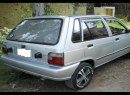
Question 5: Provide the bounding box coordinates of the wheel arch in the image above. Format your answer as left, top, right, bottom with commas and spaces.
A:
81, 59, 95, 68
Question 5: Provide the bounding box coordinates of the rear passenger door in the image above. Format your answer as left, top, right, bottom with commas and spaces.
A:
81, 18, 114, 67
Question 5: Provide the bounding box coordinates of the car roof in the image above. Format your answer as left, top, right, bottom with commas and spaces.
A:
25, 15, 115, 20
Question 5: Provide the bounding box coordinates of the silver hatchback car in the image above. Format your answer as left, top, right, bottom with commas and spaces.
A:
1, 15, 130, 90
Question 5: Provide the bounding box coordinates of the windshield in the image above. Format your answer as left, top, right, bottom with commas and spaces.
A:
7, 18, 63, 45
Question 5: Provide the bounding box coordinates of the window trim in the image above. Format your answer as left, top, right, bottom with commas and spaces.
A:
71, 18, 82, 43
81, 21, 93, 41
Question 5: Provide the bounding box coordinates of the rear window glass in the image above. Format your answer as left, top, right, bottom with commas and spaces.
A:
7, 18, 62, 45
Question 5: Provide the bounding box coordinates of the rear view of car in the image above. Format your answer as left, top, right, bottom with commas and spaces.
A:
4, 18, 64, 65
1, 16, 76, 78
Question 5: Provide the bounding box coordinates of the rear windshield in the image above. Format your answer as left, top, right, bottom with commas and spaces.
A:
7, 18, 62, 45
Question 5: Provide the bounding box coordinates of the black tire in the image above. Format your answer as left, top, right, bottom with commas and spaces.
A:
65, 62, 94, 90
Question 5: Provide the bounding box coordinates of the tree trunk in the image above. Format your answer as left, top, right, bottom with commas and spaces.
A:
32, 3, 44, 16
86, 3, 94, 15
73, 3, 79, 15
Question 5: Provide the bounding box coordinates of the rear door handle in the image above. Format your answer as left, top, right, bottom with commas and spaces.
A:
87, 44, 93, 47
115, 38, 119, 41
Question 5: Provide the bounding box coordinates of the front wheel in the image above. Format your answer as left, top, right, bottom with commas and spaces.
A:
65, 62, 93, 90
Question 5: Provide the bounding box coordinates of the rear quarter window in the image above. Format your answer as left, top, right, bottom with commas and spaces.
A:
72, 19, 81, 42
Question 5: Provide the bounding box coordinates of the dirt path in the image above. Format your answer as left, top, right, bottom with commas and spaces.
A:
79, 55, 130, 92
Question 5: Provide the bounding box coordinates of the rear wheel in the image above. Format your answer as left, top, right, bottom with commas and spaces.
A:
65, 62, 93, 90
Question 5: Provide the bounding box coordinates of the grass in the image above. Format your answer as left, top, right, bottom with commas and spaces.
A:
0, 17, 130, 91
0, 51, 14, 91
0, 57, 40, 92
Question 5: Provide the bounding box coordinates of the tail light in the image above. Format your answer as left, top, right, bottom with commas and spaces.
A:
2, 44, 8, 54
48, 53, 64, 66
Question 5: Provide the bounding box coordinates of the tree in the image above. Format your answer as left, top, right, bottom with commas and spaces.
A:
32, 3, 44, 16
73, 3, 79, 15
86, 3, 95, 15
72, 3, 86, 15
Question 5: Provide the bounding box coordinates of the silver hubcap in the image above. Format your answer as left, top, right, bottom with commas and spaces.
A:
76, 66, 91, 88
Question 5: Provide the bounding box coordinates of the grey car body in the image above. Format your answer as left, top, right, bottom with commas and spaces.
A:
1, 15, 130, 90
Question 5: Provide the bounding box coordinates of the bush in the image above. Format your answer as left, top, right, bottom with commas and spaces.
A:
0, 27, 12, 43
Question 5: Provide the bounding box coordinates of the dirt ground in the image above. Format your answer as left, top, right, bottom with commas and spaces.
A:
3, 54, 130, 92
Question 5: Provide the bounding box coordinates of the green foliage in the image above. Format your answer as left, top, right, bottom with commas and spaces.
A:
11, 13, 15, 17
44, 3, 60, 15
97, 13, 105, 15
115, 14, 125, 18
0, 27, 12, 43
44, 3, 55, 15
0, 27, 14, 88
19, 3, 32, 19
86, 3, 93, 7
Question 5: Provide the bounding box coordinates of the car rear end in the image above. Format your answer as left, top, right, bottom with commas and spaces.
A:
1, 16, 79, 81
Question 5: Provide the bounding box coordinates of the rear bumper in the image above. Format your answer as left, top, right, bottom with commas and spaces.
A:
1, 55, 79, 81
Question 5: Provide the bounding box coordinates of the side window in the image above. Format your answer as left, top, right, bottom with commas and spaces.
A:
85, 19, 109, 39
105, 19, 127, 36
72, 19, 81, 42
82, 22, 92, 41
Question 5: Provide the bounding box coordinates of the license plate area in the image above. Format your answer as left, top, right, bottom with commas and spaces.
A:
17, 48, 31, 57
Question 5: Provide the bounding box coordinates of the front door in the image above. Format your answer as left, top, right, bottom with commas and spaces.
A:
105, 18, 130, 59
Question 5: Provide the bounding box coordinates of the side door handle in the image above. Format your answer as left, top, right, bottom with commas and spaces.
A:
87, 44, 93, 47
115, 38, 119, 41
